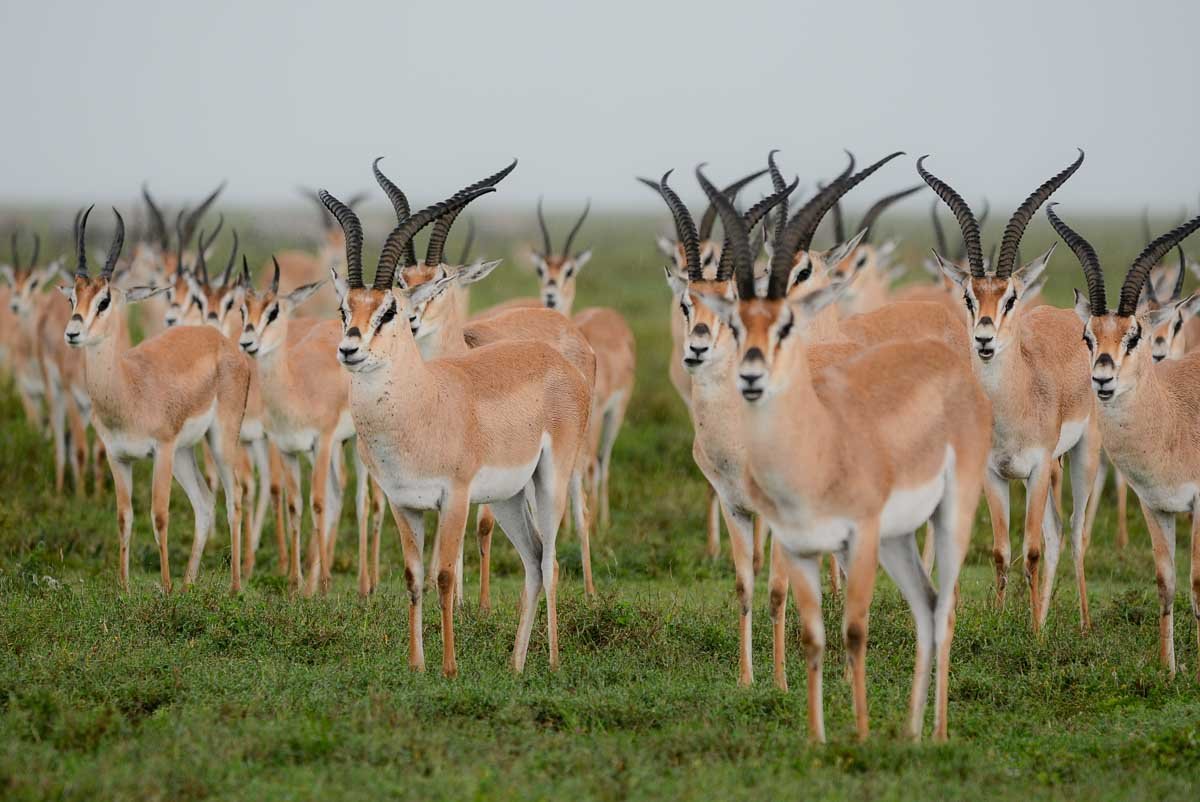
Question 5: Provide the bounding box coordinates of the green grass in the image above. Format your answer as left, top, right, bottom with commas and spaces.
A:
2, 212, 1198, 801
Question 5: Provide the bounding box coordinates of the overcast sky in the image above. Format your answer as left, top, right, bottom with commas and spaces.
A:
2, 0, 1198, 213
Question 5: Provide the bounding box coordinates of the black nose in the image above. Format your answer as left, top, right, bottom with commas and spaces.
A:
339, 345, 359, 357
740, 373, 761, 387
346, 326, 361, 338
1094, 375, 1112, 386
975, 335, 993, 345
689, 344, 709, 357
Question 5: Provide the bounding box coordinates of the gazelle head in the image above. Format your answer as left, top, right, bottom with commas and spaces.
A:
183, 228, 242, 330
822, 184, 922, 295
3, 231, 56, 317
1051, 205, 1200, 404
1137, 235, 1194, 361
161, 188, 225, 327
62, 207, 167, 347
322, 164, 505, 373
699, 152, 901, 402
920, 151, 1083, 364
237, 256, 324, 358
373, 157, 510, 340
641, 168, 767, 282
656, 155, 797, 374
530, 198, 592, 314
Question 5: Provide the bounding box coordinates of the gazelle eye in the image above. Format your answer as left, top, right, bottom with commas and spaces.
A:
1173, 317, 1183, 335
379, 304, 397, 327
97, 295, 110, 313
265, 306, 278, 325
964, 294, 975, 314
679, 301, 689, 317
1004, 295, 1017, 314
1082, 333, 1093, 352
1126, 326, 1141, 352
777, 316, 794, 341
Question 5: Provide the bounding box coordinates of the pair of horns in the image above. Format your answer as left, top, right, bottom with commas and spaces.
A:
375, 158, 515, 269
537, 197, 591, 260
921, 150, 1084, 279
321, 162, 510, 291
74, 206, 125, 280
142, 181, 225, 258
195, 225, 240, 289
767, 151, 903, 298
637, 167, 769, 247
236, 254, 281, 295
9, 232, 40, 272
1051, 204, 1200, 318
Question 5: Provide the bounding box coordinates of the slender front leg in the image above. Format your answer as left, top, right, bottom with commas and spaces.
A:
843, 521, 880, 742
150, 442, 177, 593
476, 505, 495, 612
752, 515, 765, 576
705, 482, 720, 559
1140, 500, 1178, 677
1190, 503, 1200, 682
278, 451, 305, 591
1023, 461, 1053, 634
304, 436, 334, 597
390, 502, 427, 671
370, 479, 385, 592
269, 444, 289, 576
107, 453, 134, 592
982, 466, 1011, 607
1116, 472, 1129, 549
786, 554, 826, 743
172, 447, 216, 589
435, 488, 471, 678
353, 445, 372, 598
767, 538, 790, 691
879, 534, 936, 740
721, 501, 757, 687
1067, 428, 1101, 632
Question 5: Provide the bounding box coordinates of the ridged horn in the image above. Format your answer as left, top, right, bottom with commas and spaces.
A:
75, 205, 95, 279
182, 181, 226, 250
318, 190, 365, 289
917, 156, 984, 277
220, 229, 240, 287
697, 169, 768, 241
767, 150, 788, 247
1172, 245, 1187, 300
715, 171, 797, 283
1046, 204, 1106, 317
562, 199, 591, 258
697, 166, 753, 299
372, 157, 417, 268
425, 159, 517, 267
995, 150, 1084, 279
859, 185, 924, 244
657, 170, 701, 281
29, 233, 40, 269
142, 184, 170, 251
195, 229, 211, 287
270, 255, 280, 295
1120, 214, 1200, 316
536, 197, 553, 257
100, 209, 124, 279
377, 187, 497, 290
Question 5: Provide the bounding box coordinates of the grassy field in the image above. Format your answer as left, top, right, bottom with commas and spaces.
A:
1, 209, 1198, 801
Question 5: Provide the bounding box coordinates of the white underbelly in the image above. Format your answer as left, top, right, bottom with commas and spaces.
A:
1128, 479, 1197, 515
333, 408, 356, 442
240, 418, 265, 443
772, 517, 856, 557
1053, 417, 1088, 459
469, 446, 543, 504
269, 426, 319, 456
377, 473, 447, 511
990, 446, 1044, 481
879, 447, 953, 538
176, 401, 217, 448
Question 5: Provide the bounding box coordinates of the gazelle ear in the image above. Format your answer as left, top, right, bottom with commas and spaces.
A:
695, 292, 737, 327
58, 283, 74, 300
0, 265, 13, 286
663, 265, 687, 296
571, 249, 592, 271
330, 268, 349, 303
1015, 243, 1055, 290
127, 285, 170, 303
41, 260, 66, 283
933, 251, 969, 289
655, 235, 677, 259
284, 280, 325, 308
406, 273, 456, 308
1177, 290, 1200, 319
455, 259, 502, 286
529, 251, 548, 271
789, 279, 852, 321
1072, 288, 1091, 324
1021, 273, 1048, 305
825, 228, 869, 270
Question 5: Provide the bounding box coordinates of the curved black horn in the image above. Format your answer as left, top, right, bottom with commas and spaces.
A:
221, 229, 240, 287
271, 256, 281, 295
75, 205, 95, 279
536, 197, 553, 257
29, 233, 40, 269
100, 209, 124, 279
658, 170, 701, 281
1120, 214, 1200, 316
716, 173, 797, 283
995, 150, 1084, 279
318, 190, 365, 289
962, 198, 992, 261
829, 190, 846, 245
917, 156, 984, 277
697, 166, 753, 298
372, 157, 417, 268
142, 184, 170, 251
1046, 204, 1106, 317
379, 187, 496, 290
241, 254, 251, 287
859, 185, 924, 244
771, 152, 896, 297
425, 159, 517, 267
195, 229, 211, 287
562, 200, 591, 258
1172, 245, 1187, 300
767, 150, 789, 247
182, 181, 226, 250
697, 168, 768, 241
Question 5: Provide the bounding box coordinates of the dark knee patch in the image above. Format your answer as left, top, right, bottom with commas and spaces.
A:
477, 516, 494, 538
153, 512, 168, 533
1026, 548, 1040, 567
845, 621, 867, 653
437, 570, 454, 595
769, 585, 787, 614
312, 501, 323, 517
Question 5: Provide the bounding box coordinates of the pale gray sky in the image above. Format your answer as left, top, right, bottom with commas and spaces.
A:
2, 0, 1198, 212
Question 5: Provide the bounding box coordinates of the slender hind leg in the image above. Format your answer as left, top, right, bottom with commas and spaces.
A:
983, 466, 1011, 607
354, 444, 372, 597
390, 502, 427, 671
705, 483, 721, 559
843, 521, 880, 742
490, 493, 544, 673
1141, 502, 1178, 677
768, 537, 789, 690
1036, 476, 1064, 631
1083, 451, 1108, 551
930, 468, 975, 742
303, 436, 334, 597
532, 454, 570, 672
268, 444, 288, 576
208, 428, 244, 594
278, 451, 305, 591
173, 447, 215, 589
570, 469, 594, 597
433, 489, 470, 677
1023, 460, 1054, 634
1066, 426, 1100, 632
476, 505, 495, 612
243, 437, 271, 579
880, 534, 937, 740
721, 500, 757, 687
150, 442, 177, 593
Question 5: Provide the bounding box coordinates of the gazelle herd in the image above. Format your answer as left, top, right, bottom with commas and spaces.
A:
4, 148, 1200, 744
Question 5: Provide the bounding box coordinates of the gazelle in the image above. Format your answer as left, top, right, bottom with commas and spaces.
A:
823, 185, 925, 315
920, 152, 1100, 633
655, 163, 795, 687
62, 207, 249, 593
237, 257, 369, 596
1051, 206, 1200, 678
4, 232, 58, 427
699, 157, 991, 742
321, 174, 591, 676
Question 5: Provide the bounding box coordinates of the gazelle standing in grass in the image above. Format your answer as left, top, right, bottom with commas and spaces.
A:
321, 174, 591, 676
699, 156, 991, 742
62, 207, 250, 593
920, 152, 1100, 633
4, 232, 58, 427
656, 163, 795, 687
1051, 206, 1200, 678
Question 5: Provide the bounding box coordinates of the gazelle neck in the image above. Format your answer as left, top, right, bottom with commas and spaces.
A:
82, 305, 134, 419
